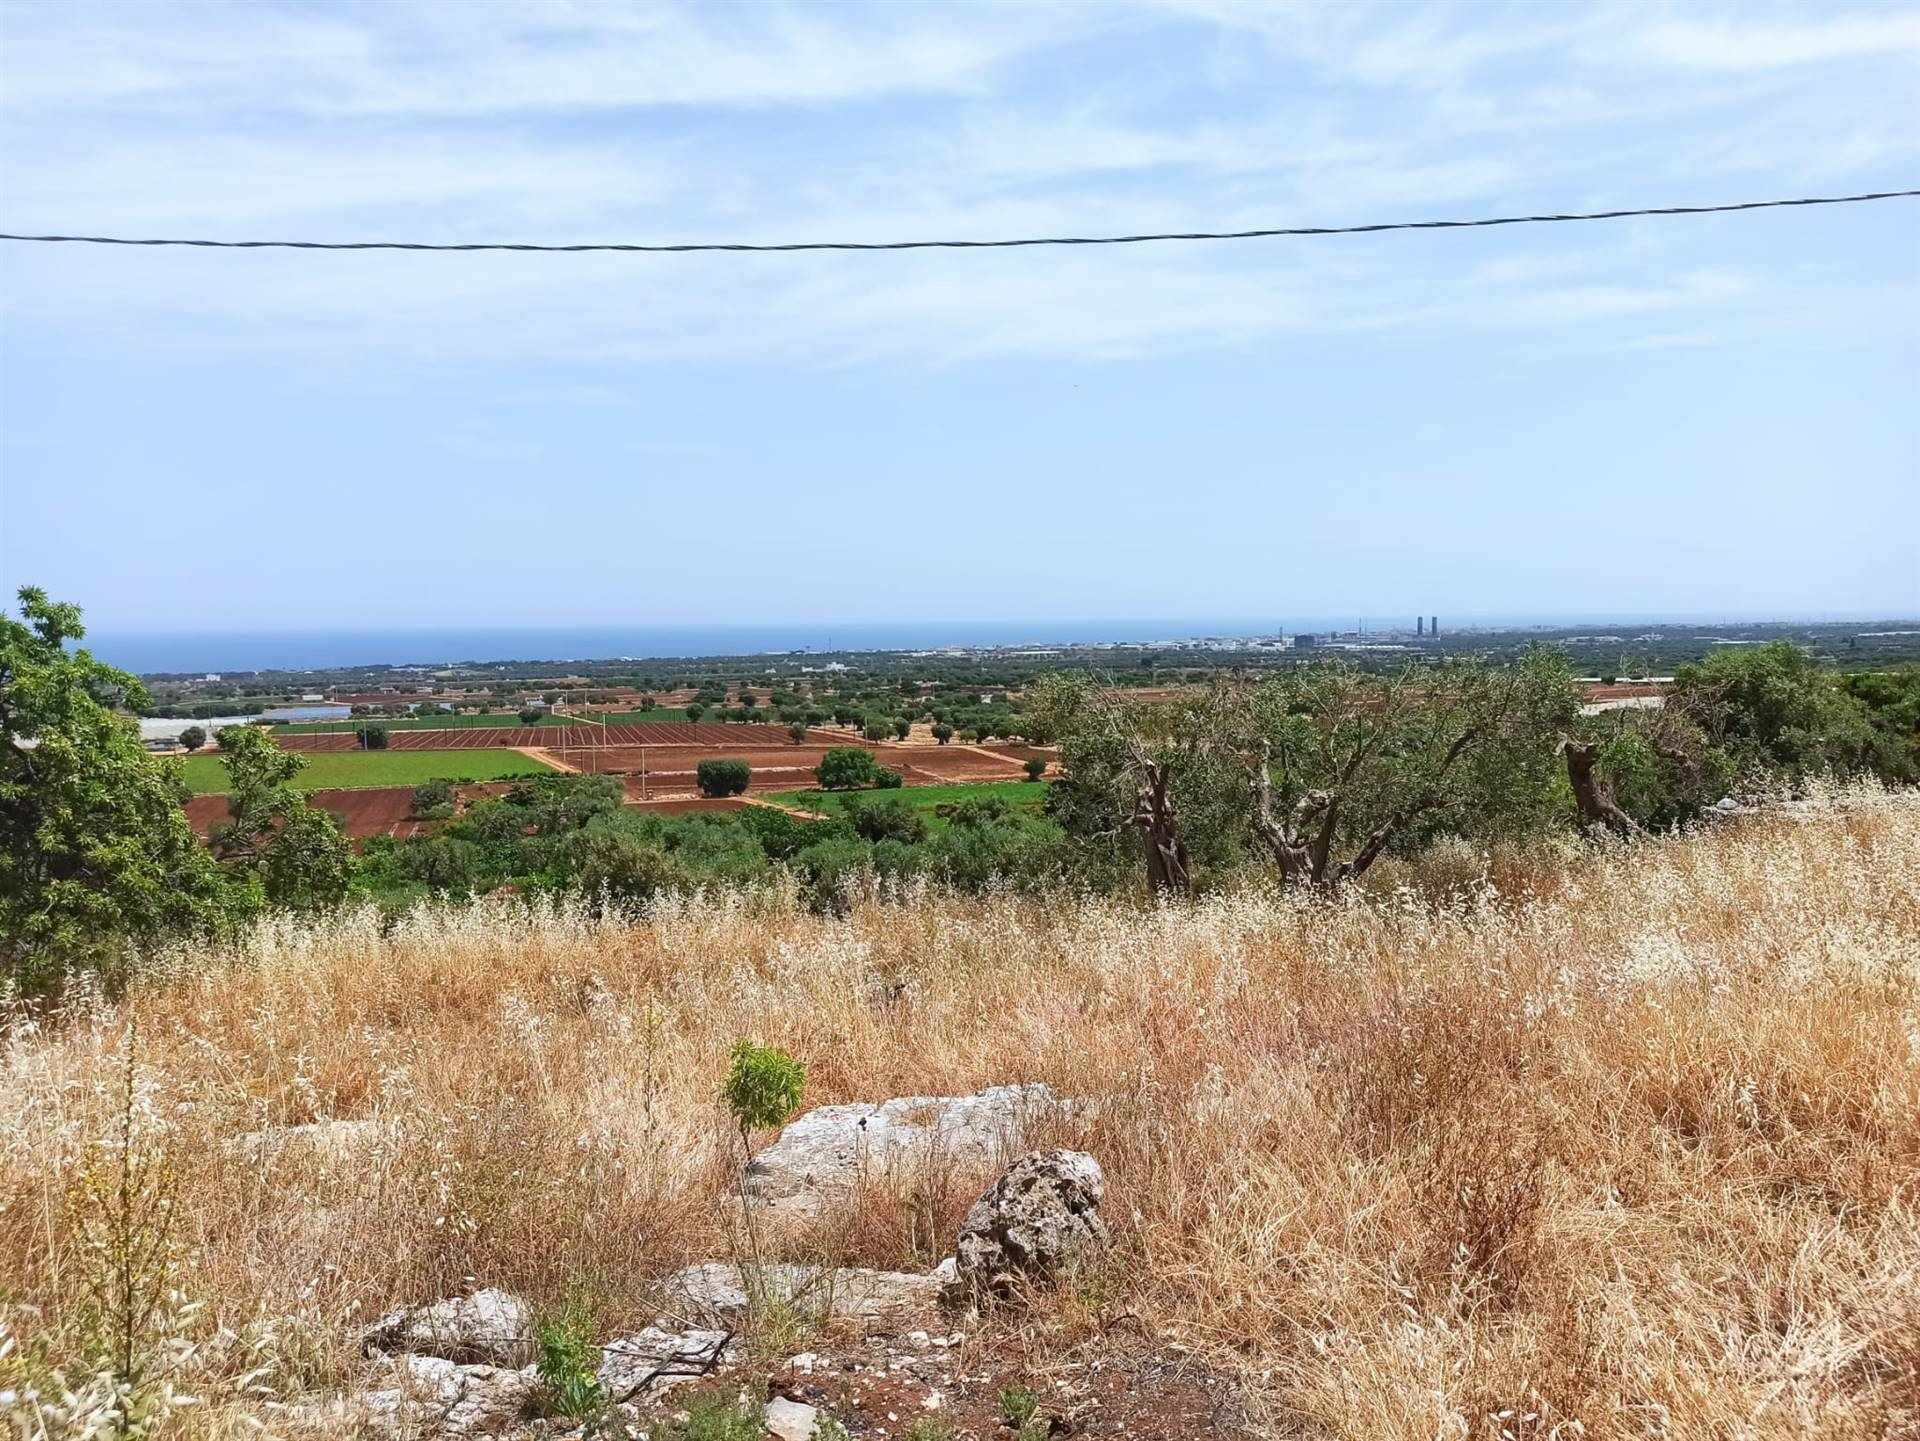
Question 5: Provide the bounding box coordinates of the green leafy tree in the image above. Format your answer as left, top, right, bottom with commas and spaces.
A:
894, 717, 912, 740
176, 725, 206, 753
518, 706, 545, 726
686, 703, 706, 722
932, 723, 954, 746
1024, 756, 1047, 782
209, 726, 353, 911
815, 747, 880, 791
356, 723, 390, 750
788, 721, 808, 745
1, 588, 246, 994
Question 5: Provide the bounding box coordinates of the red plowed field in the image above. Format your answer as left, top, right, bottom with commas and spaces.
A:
185, 786, 429, 842
276, 722, 814, 753
896, 750, 1032, 782
979, 743, 1055, 764
622, 794, 751, 814
571, 748, 842, 796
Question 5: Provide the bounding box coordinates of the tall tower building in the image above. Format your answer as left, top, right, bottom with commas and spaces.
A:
1431, 615, 1439, 638
1417, 616, 1425, 637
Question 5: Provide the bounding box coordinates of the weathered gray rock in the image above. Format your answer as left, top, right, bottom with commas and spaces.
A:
955, 1149, 1107, 1299
745, 1083, 1072, 1219
658, 1261, 941, 1327
356, 1353, 540, 1436
361, 1288, 534, 1366
764, 1396, 822, 1441
596, 1325, 735, 1403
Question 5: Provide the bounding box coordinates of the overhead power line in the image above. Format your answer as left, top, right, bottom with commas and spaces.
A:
1, 189, 1914, 256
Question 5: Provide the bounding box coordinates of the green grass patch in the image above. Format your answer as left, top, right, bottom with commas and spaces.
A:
764, 779, 1047, 826
177, 748, 560, 795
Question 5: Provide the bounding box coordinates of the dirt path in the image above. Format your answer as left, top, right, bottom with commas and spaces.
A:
518, 746, 575, 773
953, 742, 1032, 770
741, 794, 829, 820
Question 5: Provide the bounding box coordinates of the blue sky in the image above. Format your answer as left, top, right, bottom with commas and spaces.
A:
2, 0, 1916, 637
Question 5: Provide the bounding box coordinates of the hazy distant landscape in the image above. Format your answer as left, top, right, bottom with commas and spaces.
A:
4, 2, 1917, 1437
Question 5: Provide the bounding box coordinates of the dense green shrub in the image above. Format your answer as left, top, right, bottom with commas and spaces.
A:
1671, 642, 1877, 780
410, 778, 457, 818
816, 747, 880, 790
568, 833, 686, 912
845, 795, 928, 843
356, 723, 390, 750
721, 1041, 805, 1134
696, 758, 751, 798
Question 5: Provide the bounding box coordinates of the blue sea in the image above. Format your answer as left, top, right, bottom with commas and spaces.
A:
86, 618, 1303, 675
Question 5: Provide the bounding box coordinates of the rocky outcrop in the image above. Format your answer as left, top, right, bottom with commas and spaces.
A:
596, 1324, 735, 1403
361, 1288, 534, 1367
745, 1083, 1074, 1219
955, 1149, 1108, 1299
658, 1261, 942, 1328
356, 1354, 540, 1436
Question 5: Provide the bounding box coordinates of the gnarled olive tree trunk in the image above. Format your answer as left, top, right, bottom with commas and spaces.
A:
1558, 736, 1644, 837
1131, 751, 1192, 896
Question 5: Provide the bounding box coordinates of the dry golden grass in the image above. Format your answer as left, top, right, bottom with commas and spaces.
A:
4, 792, 1918, 1438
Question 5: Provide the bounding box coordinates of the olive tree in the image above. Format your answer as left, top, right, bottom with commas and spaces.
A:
1035, 652, 1578, 895
1239, 652, 1576, 888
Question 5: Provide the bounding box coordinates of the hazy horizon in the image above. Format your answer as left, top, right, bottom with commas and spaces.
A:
78, 609, 1920, 676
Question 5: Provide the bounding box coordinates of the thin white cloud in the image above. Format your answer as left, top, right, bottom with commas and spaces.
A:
0, 0, 1913, 367
1636, 12, 1920, 72
0, 1, 1076, 115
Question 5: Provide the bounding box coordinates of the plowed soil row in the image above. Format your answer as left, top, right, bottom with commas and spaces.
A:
185, 787, 429, 842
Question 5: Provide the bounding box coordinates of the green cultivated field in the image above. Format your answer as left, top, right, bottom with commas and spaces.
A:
177, 749, 559, 795
764, 780, 1047, 826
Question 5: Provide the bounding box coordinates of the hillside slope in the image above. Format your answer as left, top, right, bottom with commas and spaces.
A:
4, 792, 1917, 1438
